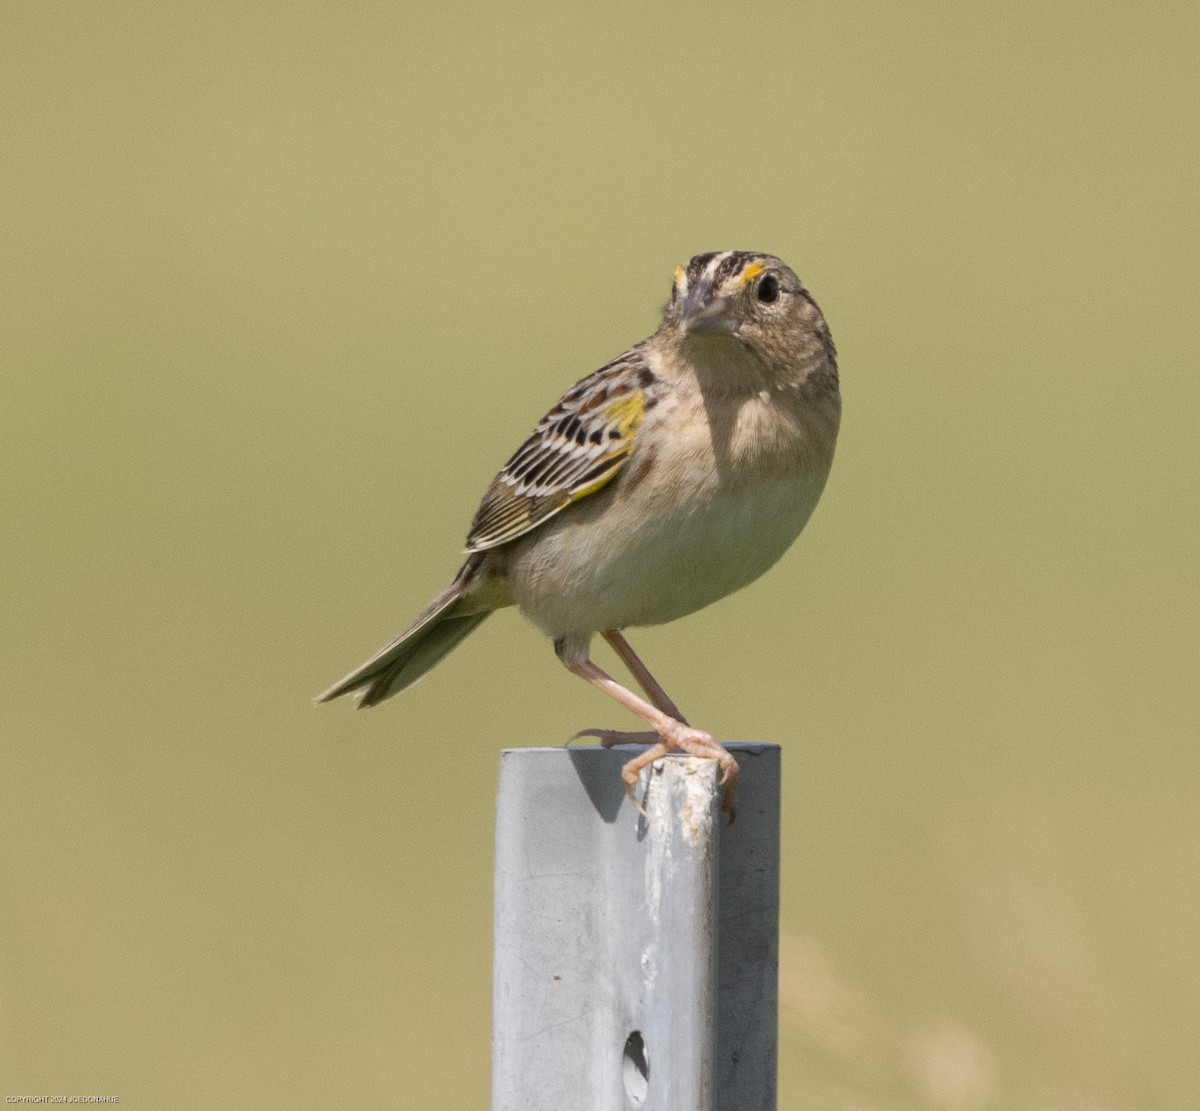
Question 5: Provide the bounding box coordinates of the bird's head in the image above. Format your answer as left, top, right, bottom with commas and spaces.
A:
661, 251, 836, 389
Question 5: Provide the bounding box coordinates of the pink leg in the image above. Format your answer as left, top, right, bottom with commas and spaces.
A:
568, 630, 688, 748
556, 638, 738, 820
601, 629, 688, 723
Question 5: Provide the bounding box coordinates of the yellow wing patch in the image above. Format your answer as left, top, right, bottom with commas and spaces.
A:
603, 392, 645, 438
464, 350, 656, 552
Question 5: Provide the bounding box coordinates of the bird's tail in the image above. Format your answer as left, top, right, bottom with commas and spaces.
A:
316, 558, 492, 708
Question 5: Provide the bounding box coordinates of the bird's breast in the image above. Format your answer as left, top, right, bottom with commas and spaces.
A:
507, 386, 838, 638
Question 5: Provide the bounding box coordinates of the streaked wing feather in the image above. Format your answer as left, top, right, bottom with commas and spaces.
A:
465, 345, 653, 552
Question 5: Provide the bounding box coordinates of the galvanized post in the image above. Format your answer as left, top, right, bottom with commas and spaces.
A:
492, 744, 780, 1111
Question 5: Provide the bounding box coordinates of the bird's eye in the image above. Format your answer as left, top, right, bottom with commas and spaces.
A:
756, 274, 780, 303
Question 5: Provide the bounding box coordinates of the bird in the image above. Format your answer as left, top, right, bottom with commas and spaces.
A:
318, 250, 840, 820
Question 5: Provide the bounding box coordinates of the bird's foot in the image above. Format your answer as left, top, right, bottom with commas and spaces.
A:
621, 722, 740, 823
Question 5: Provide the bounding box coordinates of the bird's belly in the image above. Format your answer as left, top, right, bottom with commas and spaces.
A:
509, 469, 829, 638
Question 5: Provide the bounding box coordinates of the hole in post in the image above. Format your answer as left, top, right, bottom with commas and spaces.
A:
622, 1030, 649, 1106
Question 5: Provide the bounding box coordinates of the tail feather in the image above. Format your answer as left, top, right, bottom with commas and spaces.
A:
316, 561, 491, 707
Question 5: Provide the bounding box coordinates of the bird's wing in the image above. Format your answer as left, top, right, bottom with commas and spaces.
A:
465, 345, 655, 553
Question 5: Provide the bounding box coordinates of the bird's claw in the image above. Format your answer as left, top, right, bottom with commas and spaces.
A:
567, 728, 661, 750
623, 775, 652, 821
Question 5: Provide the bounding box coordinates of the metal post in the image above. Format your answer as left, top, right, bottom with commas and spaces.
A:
493, 744, 780, 1111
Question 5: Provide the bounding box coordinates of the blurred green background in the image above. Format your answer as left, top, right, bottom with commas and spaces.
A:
3, 1, 1197, 1107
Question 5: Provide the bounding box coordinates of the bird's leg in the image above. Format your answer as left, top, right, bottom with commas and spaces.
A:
555, 638, 738, 820
567, 629, 688, 749
601, 629, 689, 723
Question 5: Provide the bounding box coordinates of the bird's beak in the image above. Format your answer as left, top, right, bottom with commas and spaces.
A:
681, 280, 737, 335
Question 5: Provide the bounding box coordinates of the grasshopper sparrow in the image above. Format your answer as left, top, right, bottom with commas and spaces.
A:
319, 251, 840, 818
